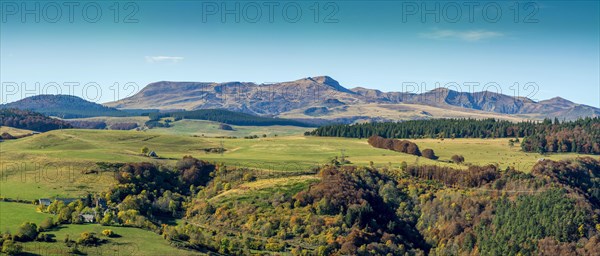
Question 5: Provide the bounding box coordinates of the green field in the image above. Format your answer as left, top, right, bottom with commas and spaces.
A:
0, 202, 200, 255
0, 126, 34, 137
0, 201, 52, 233
20, 224, 202, 255
1, 128, 593, 200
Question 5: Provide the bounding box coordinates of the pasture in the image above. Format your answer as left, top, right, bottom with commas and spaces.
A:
0, 128, 594, 200
20, 224, 202, 255
0, 201, 52, 233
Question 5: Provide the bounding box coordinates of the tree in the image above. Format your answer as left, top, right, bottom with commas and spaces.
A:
101, 229, 115, 237
406, 143, 421, 156
422, 149, 438, 160
101, 211, 117, 226
1, 240, 23, 255
77, 232, 101, 246
15, 222, 38, 241
39, 217, 55, 231
141, 146, 149, 155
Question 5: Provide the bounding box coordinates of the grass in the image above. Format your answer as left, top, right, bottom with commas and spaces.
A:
0, 129, 216, 200
0, 129, 595, 201
211, 175, 319, 206
20, 224, 203, 255
0, 201, 53, 233
0, 125, 596, 255
150, 119, 312, 137
0, 126, 34, 136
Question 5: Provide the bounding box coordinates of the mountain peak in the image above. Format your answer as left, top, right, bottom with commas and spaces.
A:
300, 76, 355, 94
309, 76, 340, 87
546, 96, 572, 103
429, 87, 458, 94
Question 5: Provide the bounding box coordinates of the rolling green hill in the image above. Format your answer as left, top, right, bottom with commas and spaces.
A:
1, 128, 598, 255
0, 129, 592, 201
1, 95, 128, 118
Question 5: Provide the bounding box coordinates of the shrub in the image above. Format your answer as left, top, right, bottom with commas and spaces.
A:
101, 229, 115, 237
76, 232, 102, 246
15, 222, 38, 241
36, 233, 53, 242
1, 240, 23, 255
39, 217, 55, 231
451, 155, 465, 164
422, 149, 438, 160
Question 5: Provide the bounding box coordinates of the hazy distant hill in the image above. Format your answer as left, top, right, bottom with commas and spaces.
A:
1, 95, 127, 118
105, 76, 599, 122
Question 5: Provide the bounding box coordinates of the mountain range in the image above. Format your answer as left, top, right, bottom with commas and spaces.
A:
105, 76, 600, 122
1, 76, 597, 123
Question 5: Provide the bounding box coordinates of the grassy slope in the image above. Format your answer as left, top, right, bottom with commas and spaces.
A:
0, 126, 34, 136
0, 202, 52, 233
1, 128, 593, 200
0, 202, 199, 255
0, 130, 218, 200
21, 224, 202, 255
211, 175, 319, 205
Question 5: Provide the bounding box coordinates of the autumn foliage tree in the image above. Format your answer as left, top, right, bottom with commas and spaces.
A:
421, 149, 438, 160
0, 109, 72, 132
368, 135, 421, 156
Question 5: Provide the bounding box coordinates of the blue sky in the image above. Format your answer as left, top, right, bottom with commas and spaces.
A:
1, 1, 598, 107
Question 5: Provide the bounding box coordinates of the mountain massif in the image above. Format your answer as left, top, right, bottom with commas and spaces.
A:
105, 76, 600, 122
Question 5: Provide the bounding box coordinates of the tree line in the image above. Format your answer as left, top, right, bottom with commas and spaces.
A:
0, 109, 72, 132
307, 117, 600, 154
367, 135, 421, 156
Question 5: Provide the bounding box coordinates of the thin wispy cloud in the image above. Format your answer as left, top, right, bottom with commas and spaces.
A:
145, 56, 184, 64
420, 29, 504, 42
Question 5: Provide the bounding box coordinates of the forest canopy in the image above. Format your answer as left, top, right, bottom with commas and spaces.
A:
307, 117, 600, 154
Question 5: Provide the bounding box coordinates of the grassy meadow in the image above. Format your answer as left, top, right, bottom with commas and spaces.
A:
0, 202, 52, 233
0, 126, 34, 137
20, 224, 202, 255
1, 125, 594, 201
